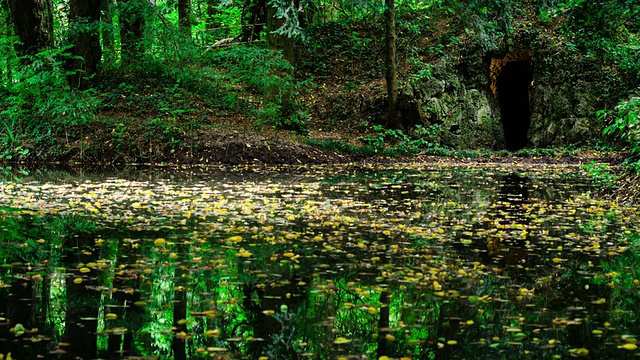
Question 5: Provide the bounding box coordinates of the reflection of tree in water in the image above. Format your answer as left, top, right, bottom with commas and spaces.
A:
241, 263, 311, 359
485, 173, 531, 266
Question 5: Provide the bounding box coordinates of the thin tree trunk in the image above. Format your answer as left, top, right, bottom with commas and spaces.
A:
7, 0, 53, 55
68, 0, 102, 89
384, 0, 400, 130
178, 0, 192, 37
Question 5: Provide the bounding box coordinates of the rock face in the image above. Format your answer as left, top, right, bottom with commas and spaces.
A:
412, 29, 626, 150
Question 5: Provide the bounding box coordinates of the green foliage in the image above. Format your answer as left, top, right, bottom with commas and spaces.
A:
0, 38, 98, 160
205, 45, 309, 130
442, 0, 518, 52
600, 95, 640, 159
581, 161, 617, 189
559, 0, 640, 85
359, 123, 444, 154
296, 21, 381, 78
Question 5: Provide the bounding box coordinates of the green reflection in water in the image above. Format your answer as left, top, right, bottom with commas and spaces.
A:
0, 163, 639, 359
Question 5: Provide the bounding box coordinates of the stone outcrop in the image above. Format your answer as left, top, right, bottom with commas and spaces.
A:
410, 27, 627, 150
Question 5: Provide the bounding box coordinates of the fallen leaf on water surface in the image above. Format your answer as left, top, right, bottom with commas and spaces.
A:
569, 348, 589, 356
204, 329, 220, 338
334, 337, 352, 344
206, 347, 229, 352
618, 343, 638, 351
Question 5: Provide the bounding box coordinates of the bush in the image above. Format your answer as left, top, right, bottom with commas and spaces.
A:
0, 39, 98, 161
600, 94, 640, 170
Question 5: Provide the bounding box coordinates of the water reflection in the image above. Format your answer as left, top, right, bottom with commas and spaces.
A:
486, 173, 531, 266
0, 164, 638, 359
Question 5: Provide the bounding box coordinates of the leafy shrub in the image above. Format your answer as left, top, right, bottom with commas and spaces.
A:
204, 45, 309, 131
359, 123, 444, 154
581, 161, 617, 189
600, 95, 640, 155
0, 39, 98, 160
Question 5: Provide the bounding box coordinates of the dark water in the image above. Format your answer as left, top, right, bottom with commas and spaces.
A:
0, 163, 639, 359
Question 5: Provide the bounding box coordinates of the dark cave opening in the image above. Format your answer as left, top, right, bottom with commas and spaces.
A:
496, 60, 533, 150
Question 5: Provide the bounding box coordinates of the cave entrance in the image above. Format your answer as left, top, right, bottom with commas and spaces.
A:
496, 60, 533, 150
490, 50, 533, 150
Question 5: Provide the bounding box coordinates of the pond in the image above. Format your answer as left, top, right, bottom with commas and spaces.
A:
0, 162, 639, 360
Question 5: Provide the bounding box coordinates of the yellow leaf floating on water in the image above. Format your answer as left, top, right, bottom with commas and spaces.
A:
334, 337, 352, 344
154, 238, 166, 246
385, 334, 396, 341
447, 340, 457, 345
283, 252, 295, 258
367, 307, 377, 315
618, 343, 638, 351
204, 329, 220, 338
379, 356, 390, 360
591, 298, 607, 305
106, 313, 117, 320
237, 248, 252, 257
79, 267, 90, 273
73, 278, 83, 284
227, 235, 242, 243
569, 348, 589, 356
433, 281, 442, 291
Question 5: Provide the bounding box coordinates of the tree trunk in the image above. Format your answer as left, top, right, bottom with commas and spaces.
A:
264, 5, 295, 127
384, 0, 400, 130
120, 0, 146, 59
266, 6, 293, 64
68, 0, 102, 89
178, 0, 192, 37
7, 0, 53, 55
